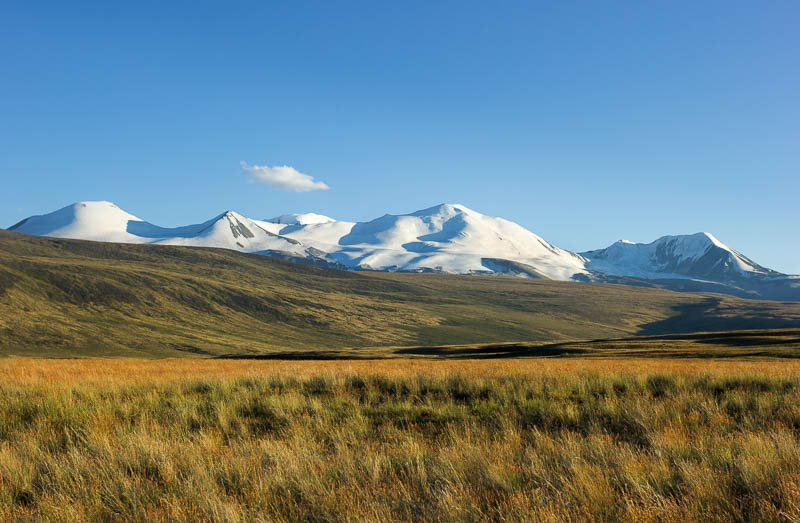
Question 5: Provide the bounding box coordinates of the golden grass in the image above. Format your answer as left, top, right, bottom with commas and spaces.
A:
4, 357, 800, 388
3, 358, 800, 520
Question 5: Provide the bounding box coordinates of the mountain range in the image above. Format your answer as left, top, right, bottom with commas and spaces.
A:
8, 201, 799, 301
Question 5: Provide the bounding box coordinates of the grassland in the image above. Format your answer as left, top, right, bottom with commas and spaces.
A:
219, 328, 800, 360
3, 358, 800, 521
3, 231, 800, 520
2, 230, 799, 358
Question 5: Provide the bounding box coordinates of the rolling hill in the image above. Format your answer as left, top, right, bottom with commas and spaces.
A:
10, 201, 798, 301
1, 229, 799, 357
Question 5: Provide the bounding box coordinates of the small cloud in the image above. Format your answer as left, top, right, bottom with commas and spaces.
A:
241, 162, 330, 192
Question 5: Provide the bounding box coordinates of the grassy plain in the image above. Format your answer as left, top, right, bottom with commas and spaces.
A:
3, 231, 800, 520
4, 357, 800, 521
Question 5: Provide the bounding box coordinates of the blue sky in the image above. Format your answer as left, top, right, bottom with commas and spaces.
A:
2, 1, 798, 272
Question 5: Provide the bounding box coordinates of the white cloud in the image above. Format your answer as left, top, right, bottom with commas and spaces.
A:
240, 162, 330, 192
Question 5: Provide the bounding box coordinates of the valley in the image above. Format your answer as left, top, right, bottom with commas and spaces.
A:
1, 230, 799, 358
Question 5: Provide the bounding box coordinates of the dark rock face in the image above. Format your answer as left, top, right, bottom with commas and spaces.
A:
226, 214, 255, 239
651, 239, 776, 281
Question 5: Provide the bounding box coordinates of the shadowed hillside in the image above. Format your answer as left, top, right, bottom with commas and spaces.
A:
1, 230, 799, 357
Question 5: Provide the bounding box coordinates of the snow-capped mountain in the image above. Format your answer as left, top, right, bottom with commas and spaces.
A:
580, 233, 797, 300
314, 203, 587, 279
9, 201, 587, 280
581, 232, 780, 281
7, 201, 798, 300
8, 201, 309, 256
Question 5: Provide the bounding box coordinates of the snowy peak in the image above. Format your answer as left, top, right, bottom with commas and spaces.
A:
333, 203, 585, 279
337, 203, 479, 248
653, 232, 726, 260
131, 208, 308, 254
204, 211, 263, 241
9, 201, 147, 242
583, 232, 779, 281
409, 203, 472, 218
9, 201, 306, 255
8, 201, 795, 300
8, 201, 588, 280
649, 232, 773, 277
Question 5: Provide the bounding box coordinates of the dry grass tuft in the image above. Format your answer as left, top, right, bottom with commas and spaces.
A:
2, 358, 800, 520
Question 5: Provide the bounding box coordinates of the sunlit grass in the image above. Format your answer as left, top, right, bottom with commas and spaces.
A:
3, 358, 800, 520
3, 230, 800, 358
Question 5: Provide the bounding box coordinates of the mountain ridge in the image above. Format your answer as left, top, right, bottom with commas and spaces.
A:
8, 201, 798, 301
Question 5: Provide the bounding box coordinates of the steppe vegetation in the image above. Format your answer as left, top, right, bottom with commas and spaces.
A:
2, 230, 799, 357
3, 232, 800, 520
3, 358, 800, 521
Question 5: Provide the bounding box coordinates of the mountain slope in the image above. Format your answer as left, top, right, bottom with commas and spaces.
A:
9, 200, 147, 243
2, 230, 799, 357
582, 232, 778, 280
8, 201, 798, 301
9, 201, 589, 280
9, 201, 310, 256
581, 233, 798, 300
321, 203, 587, 279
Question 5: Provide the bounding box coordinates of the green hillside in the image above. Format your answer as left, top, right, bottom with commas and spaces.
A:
1, 230, 798, 357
